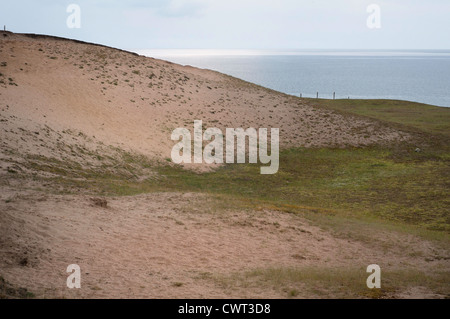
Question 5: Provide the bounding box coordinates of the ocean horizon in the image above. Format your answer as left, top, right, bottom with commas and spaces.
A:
135, 49, 450, 108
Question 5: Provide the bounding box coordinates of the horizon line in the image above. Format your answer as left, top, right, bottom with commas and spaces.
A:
133, 48, 450, 57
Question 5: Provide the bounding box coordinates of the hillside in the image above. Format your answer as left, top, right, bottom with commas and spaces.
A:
0, 32, 448, 299
0, 31, 411, 169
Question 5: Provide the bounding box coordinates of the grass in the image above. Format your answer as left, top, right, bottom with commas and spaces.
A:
212, 266, 450, 299
150, 146, 449, 232
308, 98, 450, 137
0, 276, 35, 299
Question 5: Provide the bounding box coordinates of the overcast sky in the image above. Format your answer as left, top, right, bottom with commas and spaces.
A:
1, 0, 449, 50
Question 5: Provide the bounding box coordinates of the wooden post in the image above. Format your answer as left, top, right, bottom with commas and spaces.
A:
333, 92, 335, 100
316, 92, 318, 99
300, 93, 302, 98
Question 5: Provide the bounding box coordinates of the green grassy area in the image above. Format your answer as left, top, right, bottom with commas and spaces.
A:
154, 146, 449, 231
307, 98, 450, 137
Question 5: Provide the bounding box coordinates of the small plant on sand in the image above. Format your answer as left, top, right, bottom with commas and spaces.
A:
288, 289, 299, 297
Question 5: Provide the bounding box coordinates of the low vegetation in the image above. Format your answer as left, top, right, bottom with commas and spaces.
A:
212, 266, 449, 299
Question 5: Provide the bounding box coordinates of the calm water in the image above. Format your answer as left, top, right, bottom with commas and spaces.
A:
136, 50, 450, 108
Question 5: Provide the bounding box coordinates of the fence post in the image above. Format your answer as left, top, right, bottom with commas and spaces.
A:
333, 92, 335, 100
316, 92, 318, 99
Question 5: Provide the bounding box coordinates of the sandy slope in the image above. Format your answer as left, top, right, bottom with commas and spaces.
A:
1, 189, 447, 298
0, 31, 410, 167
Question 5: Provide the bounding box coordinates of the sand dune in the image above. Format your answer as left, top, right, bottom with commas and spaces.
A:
0, 31, 409, 167
1, 32, 445, 299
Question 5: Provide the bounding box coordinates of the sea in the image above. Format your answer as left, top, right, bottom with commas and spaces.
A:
134, 49, 450, 108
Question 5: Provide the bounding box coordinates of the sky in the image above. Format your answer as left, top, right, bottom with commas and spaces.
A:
1, 0, 449, 51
